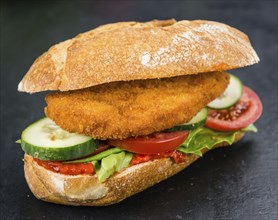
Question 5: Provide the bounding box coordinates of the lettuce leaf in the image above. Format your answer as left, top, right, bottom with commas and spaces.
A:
241, 124, 258, 132
177, 124, 257, 156
64, 147, 122, 163
92, 151, 133, 182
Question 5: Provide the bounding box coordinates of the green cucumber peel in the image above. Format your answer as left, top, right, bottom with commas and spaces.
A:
21, 138, 99, 161
20, 117, 99, 161
166, 108, 208, 132
208, 73, 243, 110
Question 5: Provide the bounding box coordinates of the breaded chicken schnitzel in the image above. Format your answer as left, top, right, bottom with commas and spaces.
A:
45, 71, 229, 139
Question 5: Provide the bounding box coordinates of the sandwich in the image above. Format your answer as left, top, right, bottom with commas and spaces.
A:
17, 19, 263, 206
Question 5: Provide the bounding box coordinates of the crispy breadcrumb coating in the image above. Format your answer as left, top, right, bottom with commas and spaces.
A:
45, 72, 229, 139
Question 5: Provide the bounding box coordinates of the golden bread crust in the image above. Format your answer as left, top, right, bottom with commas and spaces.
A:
24, 132, 244, 206
18, 20, 259, 93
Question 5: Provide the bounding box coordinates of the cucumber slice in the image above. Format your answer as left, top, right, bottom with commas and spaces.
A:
208, 74, 243, 109
21, 118, 99, 161
166, 108, 208, 132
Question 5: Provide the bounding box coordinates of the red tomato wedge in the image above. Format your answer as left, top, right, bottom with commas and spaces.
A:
108, 131, 189, 154
205, 86, 262, 131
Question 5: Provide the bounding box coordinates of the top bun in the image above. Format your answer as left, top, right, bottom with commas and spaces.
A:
18, 19, 259, 93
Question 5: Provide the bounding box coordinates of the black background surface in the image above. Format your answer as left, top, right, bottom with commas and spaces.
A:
1, 1, 277, 220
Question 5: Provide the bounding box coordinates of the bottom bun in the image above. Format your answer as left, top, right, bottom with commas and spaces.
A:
24, 132, 244, 206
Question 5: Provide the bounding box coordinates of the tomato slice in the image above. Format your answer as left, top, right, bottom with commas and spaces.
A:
108, 131, 189, 154
205, 86, 262, 131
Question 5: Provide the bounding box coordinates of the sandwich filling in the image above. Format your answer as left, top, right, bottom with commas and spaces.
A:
18, 73, 262, 182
